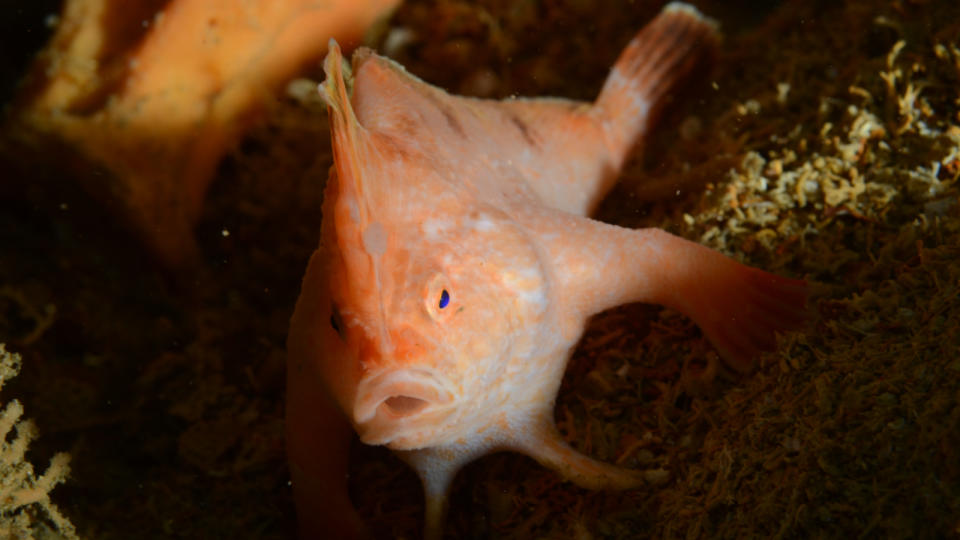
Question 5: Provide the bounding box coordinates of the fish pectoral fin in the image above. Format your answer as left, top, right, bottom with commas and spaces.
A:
678, 261, 809, 373
511, 418, 656, 491
539, 216, 808, 373
622, 228, 808, 373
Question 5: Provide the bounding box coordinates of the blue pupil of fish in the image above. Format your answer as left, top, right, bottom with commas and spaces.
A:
438, 289, 450, 309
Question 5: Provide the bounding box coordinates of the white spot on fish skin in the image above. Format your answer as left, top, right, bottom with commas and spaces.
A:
363, 222, 387, 256
502, 266, 547, 312
469, 215, 496, 232
515, 287, 547, 312
605, 69, 651, 119
421, 218, 452, 241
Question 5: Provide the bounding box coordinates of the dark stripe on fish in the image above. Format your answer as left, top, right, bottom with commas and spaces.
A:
506, 111, 537, 147
425, 92, 466, 137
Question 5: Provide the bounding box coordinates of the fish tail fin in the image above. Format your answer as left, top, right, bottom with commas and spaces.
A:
595, 2, 719, 160
688, 263, 808, 373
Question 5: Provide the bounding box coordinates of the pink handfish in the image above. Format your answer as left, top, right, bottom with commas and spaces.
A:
286, 3, 807, 538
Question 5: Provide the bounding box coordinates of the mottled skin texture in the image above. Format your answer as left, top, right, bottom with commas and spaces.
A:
286, 4, 807, 539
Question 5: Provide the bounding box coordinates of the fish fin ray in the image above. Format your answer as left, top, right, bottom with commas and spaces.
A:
595, 2, 720, 157
321, 40, 371, 226
691, 266, 808, 372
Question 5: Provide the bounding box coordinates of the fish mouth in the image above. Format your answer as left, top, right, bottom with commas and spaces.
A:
353, 368, 456, 445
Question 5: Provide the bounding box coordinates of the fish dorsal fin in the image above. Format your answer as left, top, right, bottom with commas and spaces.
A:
320, 40, 392, 350
320, 41, 394, 258
320, 40, 371, 230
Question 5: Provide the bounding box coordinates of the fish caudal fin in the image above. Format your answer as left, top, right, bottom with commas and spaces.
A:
595, 2, 719, 159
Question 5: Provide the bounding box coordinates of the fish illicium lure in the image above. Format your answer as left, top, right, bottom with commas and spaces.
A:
286, 3, 807, 539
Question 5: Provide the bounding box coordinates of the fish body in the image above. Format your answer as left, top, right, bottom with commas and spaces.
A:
286, 3, 806, 539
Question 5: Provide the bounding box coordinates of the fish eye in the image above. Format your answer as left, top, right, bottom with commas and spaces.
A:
438, 289, 450, 309
425, 275, 453, 319
330, 303, 344, 337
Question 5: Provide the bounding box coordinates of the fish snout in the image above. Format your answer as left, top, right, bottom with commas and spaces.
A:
353, 368, 456, 446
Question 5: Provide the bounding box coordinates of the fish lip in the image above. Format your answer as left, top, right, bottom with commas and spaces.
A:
353, 367, 456, 426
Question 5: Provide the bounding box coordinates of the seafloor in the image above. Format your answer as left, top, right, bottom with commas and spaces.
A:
1, 0, 958, 538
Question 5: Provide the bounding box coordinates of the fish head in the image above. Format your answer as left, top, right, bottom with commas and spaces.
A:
326, 205, 550, 451
316, 42, 551, 451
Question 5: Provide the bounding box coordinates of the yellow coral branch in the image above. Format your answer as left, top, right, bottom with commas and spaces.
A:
0, 344, 78, 540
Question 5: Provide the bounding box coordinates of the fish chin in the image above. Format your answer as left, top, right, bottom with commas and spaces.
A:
353, 368, 457, 448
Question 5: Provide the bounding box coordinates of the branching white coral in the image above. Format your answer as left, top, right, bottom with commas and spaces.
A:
684, 39, 960, 258
0, 344, 77, 540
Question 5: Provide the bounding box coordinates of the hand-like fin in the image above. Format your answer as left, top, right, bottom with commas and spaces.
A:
511, 417, 653, 490
397, 447, 482, 540
687, 265, 807, 372
536, 214, 808, 372
397, 418, 656, 540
